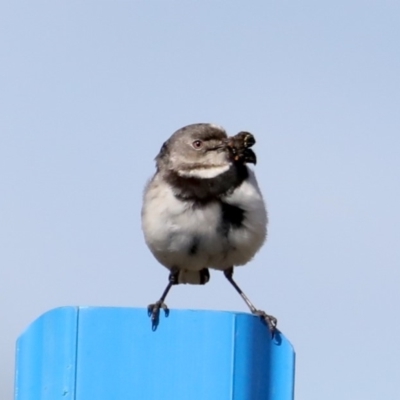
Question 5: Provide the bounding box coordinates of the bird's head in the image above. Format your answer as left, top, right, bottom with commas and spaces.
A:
156, 123, 256, 179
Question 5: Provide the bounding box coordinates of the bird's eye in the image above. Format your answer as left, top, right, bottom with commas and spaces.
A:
192, 140, 203, 150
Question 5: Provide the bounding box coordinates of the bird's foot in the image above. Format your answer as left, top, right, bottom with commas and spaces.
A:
147, 301, 169, 330
252, 309, 278, 335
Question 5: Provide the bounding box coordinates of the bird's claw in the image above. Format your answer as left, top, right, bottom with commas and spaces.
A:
147, 301, 169, 330
253, 310, 278, 336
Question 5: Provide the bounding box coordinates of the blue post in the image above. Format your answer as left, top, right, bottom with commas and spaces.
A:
15, 307, 295, 400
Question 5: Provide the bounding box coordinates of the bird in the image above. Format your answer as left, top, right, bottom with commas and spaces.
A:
141, 123, 277, 332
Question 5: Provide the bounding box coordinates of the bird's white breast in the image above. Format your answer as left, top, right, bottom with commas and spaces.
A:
141, 169, 267, 272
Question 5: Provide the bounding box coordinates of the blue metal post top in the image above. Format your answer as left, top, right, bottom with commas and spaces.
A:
15, 307, 295, 400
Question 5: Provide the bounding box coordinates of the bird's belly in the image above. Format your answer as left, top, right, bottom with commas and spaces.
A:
143, 198, 225, 271
144, 204, 265, 271
142, 175, 267, 272
210, 223, 266, 270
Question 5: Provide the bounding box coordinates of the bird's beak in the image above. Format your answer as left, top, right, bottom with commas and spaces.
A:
210, 143, 227, 151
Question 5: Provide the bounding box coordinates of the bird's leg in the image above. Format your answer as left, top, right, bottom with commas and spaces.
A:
223, 267, 277, 333
147, 268, 179, 330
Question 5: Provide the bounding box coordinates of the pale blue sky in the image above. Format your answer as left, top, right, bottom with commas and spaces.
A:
1, 2, 399, 399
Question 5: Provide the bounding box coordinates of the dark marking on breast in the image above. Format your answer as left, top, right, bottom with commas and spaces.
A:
188, 236, 200, 256
166, 163, 249, 203
220, 202, 245, 236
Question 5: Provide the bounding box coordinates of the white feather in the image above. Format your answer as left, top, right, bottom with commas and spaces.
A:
177, 164, 230, 179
